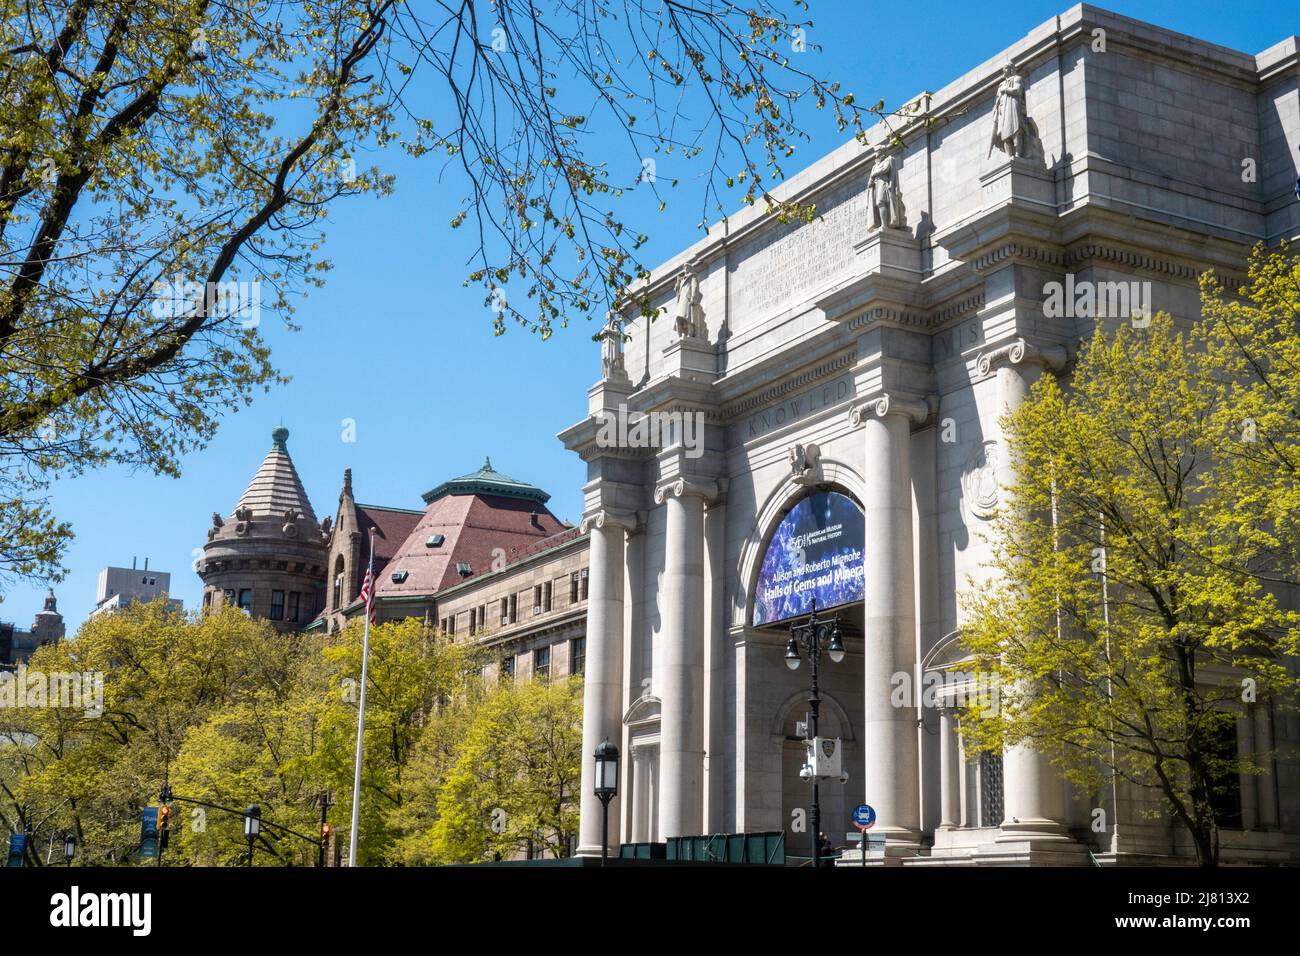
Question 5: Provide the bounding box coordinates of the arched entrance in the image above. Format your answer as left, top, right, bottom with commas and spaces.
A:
745, 483, 867, 855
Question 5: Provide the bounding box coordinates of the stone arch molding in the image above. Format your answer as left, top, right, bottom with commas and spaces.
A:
736, 455, 865, 630
770, 688, 855, 741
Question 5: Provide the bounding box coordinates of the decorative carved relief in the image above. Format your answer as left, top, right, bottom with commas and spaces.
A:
789, 442, 821, 485
961, 440, 1000, 520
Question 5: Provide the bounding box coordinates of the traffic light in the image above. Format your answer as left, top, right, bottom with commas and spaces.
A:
158, 804, 172, 851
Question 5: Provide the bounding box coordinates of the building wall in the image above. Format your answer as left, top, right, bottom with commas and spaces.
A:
563, 5, 1300, 864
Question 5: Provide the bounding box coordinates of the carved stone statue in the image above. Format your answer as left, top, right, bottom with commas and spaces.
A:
282, 508, 299, 537
867, 149, 903, 230
211, 511, 224, 529
990, 61, 1028, 159
672, 262, 705, 340
235, 505, 253, 536
320, 516, 333, 540
789, 442, 821, 485
600, 310, 625, 379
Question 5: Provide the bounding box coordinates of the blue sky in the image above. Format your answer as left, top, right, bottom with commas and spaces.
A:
7, 0, 1296, 631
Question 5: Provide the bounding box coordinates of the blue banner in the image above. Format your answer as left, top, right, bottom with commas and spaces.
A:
752, 491, 864, 626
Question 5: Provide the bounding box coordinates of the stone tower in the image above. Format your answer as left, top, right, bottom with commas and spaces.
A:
198, 427, 328, 630
30, 589, 65, 646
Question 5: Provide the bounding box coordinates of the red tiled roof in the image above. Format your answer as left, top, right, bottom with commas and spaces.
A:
374, 493, 568, 598
355, 504, 424, 589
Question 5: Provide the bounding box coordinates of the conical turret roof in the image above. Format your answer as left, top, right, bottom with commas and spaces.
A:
230, 426, 319, 523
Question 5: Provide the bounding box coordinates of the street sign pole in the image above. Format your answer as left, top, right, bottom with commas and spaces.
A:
851, 803, 876, 867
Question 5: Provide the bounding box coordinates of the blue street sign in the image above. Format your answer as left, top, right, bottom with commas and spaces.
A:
140, 807, 159, 859
7, 833, 26, 867
852, 804, 876, 831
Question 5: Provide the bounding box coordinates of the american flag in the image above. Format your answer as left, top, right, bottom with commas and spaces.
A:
359, 566, 376, 624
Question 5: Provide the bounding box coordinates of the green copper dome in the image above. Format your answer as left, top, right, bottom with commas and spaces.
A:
421, 456, 551, 505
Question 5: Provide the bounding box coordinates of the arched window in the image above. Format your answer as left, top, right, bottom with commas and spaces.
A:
332, 554, 345, 610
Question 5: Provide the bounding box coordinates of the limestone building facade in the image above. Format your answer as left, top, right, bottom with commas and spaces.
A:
200, 436, 594, 686
560, 5, 1300, 865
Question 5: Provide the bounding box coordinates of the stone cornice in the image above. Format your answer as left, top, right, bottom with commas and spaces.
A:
719, 349, 857, 421
653, 476, 721, 505
1064, 240, 1246, 291
970, 240, 1066, 273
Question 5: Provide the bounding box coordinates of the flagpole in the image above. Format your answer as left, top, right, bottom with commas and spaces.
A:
348, 528, 376, 867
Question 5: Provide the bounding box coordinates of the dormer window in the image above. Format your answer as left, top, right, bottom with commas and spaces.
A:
426, 534, 445, 548
391, 570, 409, 584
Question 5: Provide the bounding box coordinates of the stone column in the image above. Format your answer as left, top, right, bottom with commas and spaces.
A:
977, 338, 1074, 846
576, 509, 634, 856
629, 745, 648, 843
939, 707, 961, 830
1237, 710, 1258, 830
654, 476, 717, 839
1254, 703, 1278, 828
850, 392, 928, 850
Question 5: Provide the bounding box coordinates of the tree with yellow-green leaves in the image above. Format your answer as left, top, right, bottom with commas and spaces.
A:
0, 600, 300, 865
959, 245, 1300, 868
421, 675, 583, 864
0, 597, 589, 866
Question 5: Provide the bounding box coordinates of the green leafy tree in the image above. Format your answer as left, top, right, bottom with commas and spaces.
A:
0, 600, 296, 864
960, 248, 1300, 867
427, 675, 583, 863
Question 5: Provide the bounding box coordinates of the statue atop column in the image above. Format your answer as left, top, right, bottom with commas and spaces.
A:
672, 261, 706, 340
867, 147, 903, 230
989, 61, 1028, 159
600, 310, 625, 379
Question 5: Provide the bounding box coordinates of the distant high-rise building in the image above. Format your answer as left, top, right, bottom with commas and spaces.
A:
90, 560, 182, 617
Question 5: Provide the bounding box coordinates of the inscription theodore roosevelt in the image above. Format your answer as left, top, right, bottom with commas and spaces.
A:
729, 180, 869, 321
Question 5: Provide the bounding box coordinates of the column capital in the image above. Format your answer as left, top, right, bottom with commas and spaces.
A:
579, 509, 639, 534
848, 391, 931, 428
653, 475, 720, 505
975, 337, 1068, 378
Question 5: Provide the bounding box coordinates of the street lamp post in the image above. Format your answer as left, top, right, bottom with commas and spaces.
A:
63, 833, 75, 866
592, 739, 620, 867
243, 805, 261, 868
784, 598, 845, 869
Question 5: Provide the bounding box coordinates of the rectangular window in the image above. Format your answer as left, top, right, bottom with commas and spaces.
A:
270, 590, 285, 621
500, 597, 509, 626
580, 568, 589, 601
571, 637, 586, 676
570, 572, 580, 604
543, 581, 552, 612
1208, 719, 1243, 829
509, 593, 517, 624
501, 655, 515, 679
469, 608, 477, 631
534, 584, 543, 614
288, 592, 300, 623
534, 646, 551, 682
237, 589, 253, 613
479, 605, 486, 629
223, 588, 235, 607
